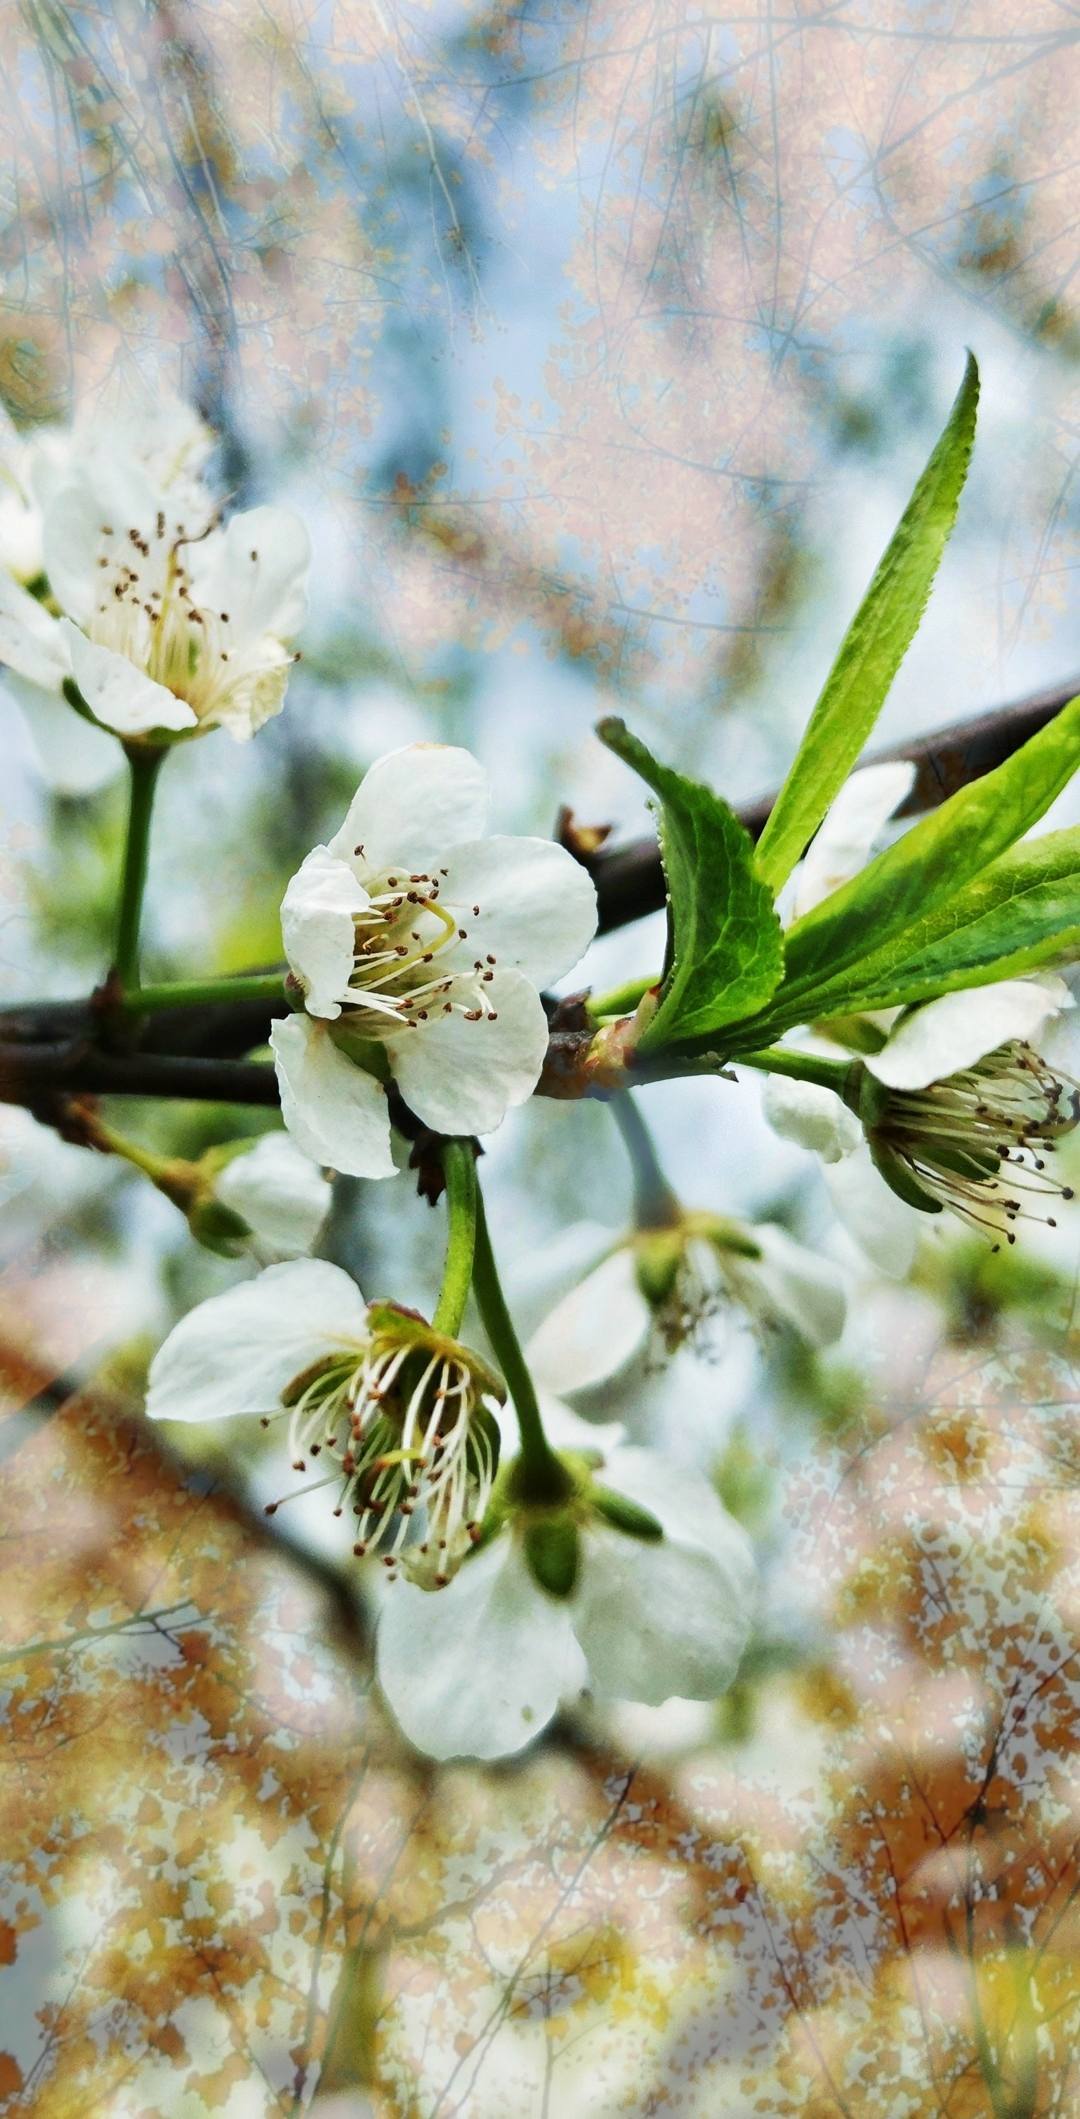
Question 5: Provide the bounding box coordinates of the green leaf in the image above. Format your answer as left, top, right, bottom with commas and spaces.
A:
753, 354, 980, 894
747, 688, 1080, 1037
598, 719, 783, 1050
781, 827, 1080, 1020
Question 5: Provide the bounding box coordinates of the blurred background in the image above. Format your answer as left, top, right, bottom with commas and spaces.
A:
2, 2, 1080, 2112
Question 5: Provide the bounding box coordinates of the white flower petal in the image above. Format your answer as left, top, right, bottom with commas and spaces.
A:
376, 1539, 587, 1761
190, 504, 310, 644
762, 1069, 861, 1163
824, 1142, 920, 1277
0, 570, 70, 690
62, 619, 197, 735
535, 1392, 627, 1455
281, 846, 369, 1020
145, 1258, 368, 1424
43, 460, 165, 625
390, 966, 548, 1136
438, 835, 598, 987
270, 1014, 396, 1179
574, 1448, 755, 1704
214, 1133, 332, 1262
866, 979, 1070, 1091
3, 671, 122, 791
327, 744, 490, 876
727, 1222, 846, 1347
793, 760, 917, 921
525, 1245, 650, 1397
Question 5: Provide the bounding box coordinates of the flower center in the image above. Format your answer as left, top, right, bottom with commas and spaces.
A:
86, 510, 297, 724
88, 510, 226, 715
869, 1039, 1080, 1248
264, 1329, 499, 1585
340, 863, 499, 1038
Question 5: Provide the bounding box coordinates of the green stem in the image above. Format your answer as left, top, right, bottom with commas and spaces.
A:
737, 1044, 852, 1094
609, 1092, 680, 1228
113, 744, 166, 993
432, 1139, 479, 1337
121, 971, 288, 1018
86, 1112, 176, 1183
472, 1186, 570, 1500
587, 973, 656, 1020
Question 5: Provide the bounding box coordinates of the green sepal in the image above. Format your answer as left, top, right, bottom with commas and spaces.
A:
633, 1230, 683, 1306
186, 1196, 257, 1257
867, 1137, 942, 1215
597, 718, 783, 1051
588, 1485, 664, 1542
753, 354, 980, 893
363, 1300, 506, 1403
329, 1025, 392, 1081
524, 1515, 581, 1599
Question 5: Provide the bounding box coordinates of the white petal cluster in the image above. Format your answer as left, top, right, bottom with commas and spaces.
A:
376, 1356, 756, 1763
0, 391, 309, 753
271, 744, 598, 1177
210, 1133, 332, 1264
145, 1249, 756, 1763
766, 766, 1080, 1267
766, 979, 1076, 1268
377, 1434, 754, 1762
146, 1259, 501, 1586
522, 1214, 845, 1386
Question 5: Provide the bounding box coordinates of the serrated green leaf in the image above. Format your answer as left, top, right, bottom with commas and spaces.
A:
743, 688, 1080, 1040
598, 719, 783, 1050
779, 828, 1080, 1020
753, 354, 980, 894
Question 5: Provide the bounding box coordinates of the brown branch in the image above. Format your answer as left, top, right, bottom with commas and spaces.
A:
1, 671, 1077, 1112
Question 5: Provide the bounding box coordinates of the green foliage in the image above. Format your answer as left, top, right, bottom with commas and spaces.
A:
791, 827, 1080, 1017
752, 354, 980, 893
728, 688, 1080, 1043
598, 719, 783, 1051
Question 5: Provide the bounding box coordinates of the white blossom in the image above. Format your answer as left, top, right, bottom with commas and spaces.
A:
375, 1300, 755, 1763
765, 979, 1078, 1262
375, 1392, 756, 1763
210, 1133, 332, 1263
271, 743, 598, 1178
790, 759, 916, 922
521, 1213, 845, 1392
145, 1259, 503, 1585
0, 396, 308, 746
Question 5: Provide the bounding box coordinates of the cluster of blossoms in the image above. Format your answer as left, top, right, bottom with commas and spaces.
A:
0, 390, 309, 771
20, 374, 1080, 1767
146, 1255, 755, 1759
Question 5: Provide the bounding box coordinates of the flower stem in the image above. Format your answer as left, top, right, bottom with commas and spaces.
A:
121, 971, 288, 1018
587, 973, 655, 1020
432, 1139, 479, 1337
737, 1045, 852, 1094
472, 1186, 571, 1500
609, 1092, 680, 1228
113, 744, 166, 994
69, 1103, 195, 1200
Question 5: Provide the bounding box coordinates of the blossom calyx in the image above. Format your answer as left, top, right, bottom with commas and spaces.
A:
493, 1445, 664, 1601
844, 1037, 1080, 1247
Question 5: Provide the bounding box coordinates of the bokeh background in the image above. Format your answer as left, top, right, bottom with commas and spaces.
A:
3, 2, 1080, 2112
